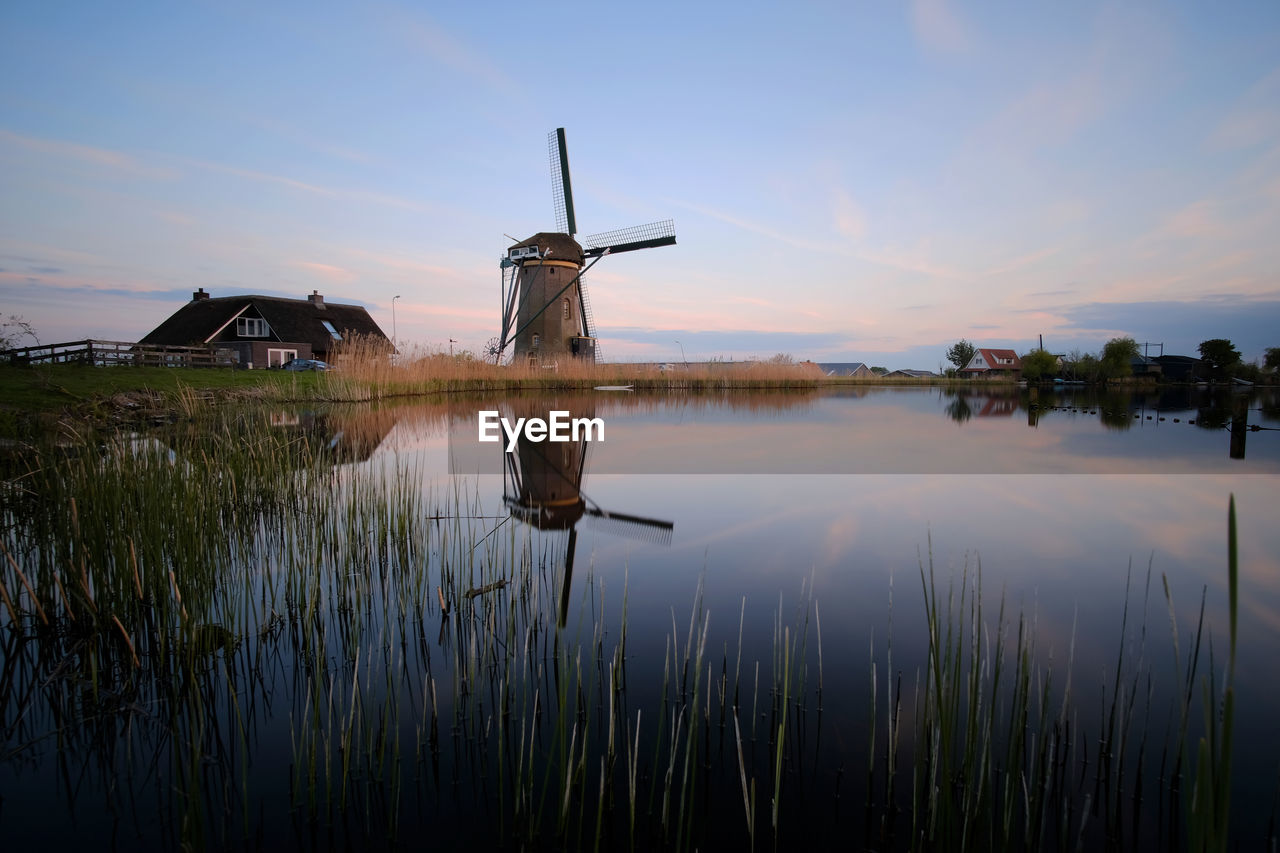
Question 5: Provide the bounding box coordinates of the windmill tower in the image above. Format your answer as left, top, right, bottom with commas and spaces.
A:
500, 397, 673, 625
498, 128, 676, 364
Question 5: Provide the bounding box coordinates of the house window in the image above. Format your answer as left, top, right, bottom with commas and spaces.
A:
562, 298, 571, 320
236, 317, 268, 337
320, 320, 342, 341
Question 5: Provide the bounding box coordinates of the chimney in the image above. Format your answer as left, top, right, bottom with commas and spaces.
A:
308, 290, 325, 309
192, 287, 210, 301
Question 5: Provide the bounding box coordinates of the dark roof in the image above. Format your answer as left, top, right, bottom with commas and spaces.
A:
509, 232, 584, 265
884, 369, 937, 378
817, 362, 871, 375
140, 294, 389, 354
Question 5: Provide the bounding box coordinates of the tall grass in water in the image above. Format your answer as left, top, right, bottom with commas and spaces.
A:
0, 415, 829, 850
0, 415, 1250, 851
862, 505, 1243, 852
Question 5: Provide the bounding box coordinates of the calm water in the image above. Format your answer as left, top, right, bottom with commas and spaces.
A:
3, 385, 1278, 850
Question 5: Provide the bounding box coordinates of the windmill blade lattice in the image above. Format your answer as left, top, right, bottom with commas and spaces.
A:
582, 220, 676, 257
549, 130, 576, 237
583, 508, 674, 546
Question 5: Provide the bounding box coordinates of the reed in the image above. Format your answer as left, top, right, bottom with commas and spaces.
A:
0, 414, 1252, 850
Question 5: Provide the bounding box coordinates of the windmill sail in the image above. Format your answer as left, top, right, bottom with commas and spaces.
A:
582, 220, 676, 257
549, 129, 576, 237
583, 507, 674, 546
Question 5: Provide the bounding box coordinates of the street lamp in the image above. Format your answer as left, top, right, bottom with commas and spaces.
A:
391, 295, 401, 352
675, 339, 687, 366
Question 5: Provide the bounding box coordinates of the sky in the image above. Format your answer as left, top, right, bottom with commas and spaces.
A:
2, 0, 1278, 369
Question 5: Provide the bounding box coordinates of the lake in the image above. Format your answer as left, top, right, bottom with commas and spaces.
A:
2, 385, 1277, 850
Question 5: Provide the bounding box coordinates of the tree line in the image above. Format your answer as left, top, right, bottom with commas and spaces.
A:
945, 337, 1279, 382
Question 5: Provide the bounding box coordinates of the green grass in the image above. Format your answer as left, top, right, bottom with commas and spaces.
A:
0, 363, 327, 437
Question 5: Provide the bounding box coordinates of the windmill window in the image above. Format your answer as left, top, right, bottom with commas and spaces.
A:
532, 334, 540, 349
562, 298, 571, 320
236, 317, 269, 337
321, 320, 342, 341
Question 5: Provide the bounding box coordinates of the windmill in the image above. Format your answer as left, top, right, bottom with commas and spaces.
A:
497, 128, 676, 364
499, 398, 674, 625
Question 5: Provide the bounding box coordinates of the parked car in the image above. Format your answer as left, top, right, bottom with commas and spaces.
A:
282, 358, 330, 371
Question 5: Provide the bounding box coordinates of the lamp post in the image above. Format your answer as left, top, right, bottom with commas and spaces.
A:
449, 338, 457, 357
675, 339, 687, 366
392, 295, 401, 353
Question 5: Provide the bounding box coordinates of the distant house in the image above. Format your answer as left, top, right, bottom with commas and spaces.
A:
140, 289, 391, 368
883, 369, 937, 379
818, 362, 877, 378
959, 348, 1022, 378
1130, 355, 1163, 377
1154, 355, 1204, 382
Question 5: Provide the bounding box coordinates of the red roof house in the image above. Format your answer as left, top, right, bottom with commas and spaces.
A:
959, 348, 1022, 377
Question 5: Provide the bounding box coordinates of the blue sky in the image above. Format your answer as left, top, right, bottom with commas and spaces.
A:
2, 0, 1278, 367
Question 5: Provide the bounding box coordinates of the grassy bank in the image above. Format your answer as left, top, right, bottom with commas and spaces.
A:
0, 353, 1002, 438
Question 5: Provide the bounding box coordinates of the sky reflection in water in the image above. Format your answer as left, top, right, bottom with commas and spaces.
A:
363, 385, 1280, 824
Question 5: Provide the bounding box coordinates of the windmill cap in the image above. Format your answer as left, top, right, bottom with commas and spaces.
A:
509, 232, 584, 265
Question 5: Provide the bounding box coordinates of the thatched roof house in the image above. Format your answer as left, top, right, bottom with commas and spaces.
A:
140, 289, 390, 368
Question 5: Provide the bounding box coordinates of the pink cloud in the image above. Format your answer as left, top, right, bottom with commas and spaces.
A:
910, 0, 975, 55
0, 129, 176, 179
1210, 66, 1280, 150
832, 189, 867, 239
1159, 200, 1229, 240
294, 261, 357, 282
174, 155, 430, 211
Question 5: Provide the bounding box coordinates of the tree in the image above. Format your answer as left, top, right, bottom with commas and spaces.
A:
946, 339, 977, 370
1100, 336, 1139, 380
1065, 352, 1102, 384
1020, 349, 1059, 382
1198, 339, 1242, 378
0, 314, 39, 351
1262, 347, 1279, 372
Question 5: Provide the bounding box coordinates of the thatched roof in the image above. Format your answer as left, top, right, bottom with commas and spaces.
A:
140, 292, 390, 357
509, 232, 584, 265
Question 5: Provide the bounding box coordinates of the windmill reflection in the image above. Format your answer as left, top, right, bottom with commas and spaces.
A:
500, 398, 673, 625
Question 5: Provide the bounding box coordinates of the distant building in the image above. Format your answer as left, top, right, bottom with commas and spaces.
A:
817, 362, 876, 378
1154, 354, 1204, 382
882, 369, 937, 379
1130, 355, 1163, 377
140, 289, 391, 368
959, 348, 1022, 378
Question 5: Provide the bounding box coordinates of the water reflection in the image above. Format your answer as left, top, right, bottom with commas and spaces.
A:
3, 387, 1279, 849
496, 396, 674, 624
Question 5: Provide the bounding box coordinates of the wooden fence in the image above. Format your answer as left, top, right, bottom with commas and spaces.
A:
2, 340, 237, 368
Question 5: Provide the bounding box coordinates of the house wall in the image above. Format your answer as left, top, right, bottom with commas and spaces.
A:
216, 340, 313, 368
